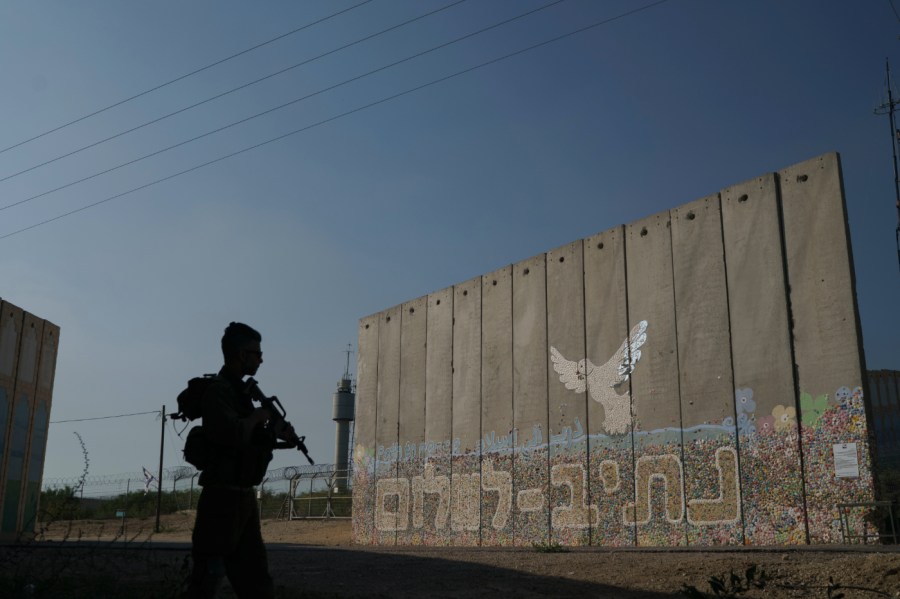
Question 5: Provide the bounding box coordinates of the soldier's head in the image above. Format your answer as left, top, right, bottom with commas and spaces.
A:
221, 322, 263, 377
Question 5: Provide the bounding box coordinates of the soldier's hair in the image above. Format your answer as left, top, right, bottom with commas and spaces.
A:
221, 322, 262, 360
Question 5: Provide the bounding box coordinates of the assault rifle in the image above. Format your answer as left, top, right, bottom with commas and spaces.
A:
244, 377, 314, 465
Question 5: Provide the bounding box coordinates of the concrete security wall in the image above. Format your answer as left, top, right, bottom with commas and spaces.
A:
352, 153, 876, 547
0, 299, 60, 540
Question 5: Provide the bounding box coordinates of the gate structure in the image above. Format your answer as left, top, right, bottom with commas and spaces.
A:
352, 153, 878, 547
283, 465, 351, 520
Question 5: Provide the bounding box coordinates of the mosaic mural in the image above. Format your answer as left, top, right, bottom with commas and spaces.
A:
352, 153, 877, 547
355, 383, 873, 545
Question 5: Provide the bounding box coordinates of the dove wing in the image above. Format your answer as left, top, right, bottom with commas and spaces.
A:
603, 320, 649, 386
550, 346, 586, 393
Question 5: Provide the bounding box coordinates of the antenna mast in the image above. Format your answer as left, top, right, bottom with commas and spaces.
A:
874, 57, 900, 274
343, 343, 353, 378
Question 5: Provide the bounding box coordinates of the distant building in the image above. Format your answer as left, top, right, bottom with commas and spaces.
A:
869, 370, 900, 499
0, 299, 60, 541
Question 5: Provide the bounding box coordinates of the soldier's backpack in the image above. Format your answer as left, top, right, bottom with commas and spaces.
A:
174, 374, 218, 470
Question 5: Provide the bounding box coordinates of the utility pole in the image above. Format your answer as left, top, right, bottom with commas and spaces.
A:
155, 405, 165, 533
874, 57, 900, 274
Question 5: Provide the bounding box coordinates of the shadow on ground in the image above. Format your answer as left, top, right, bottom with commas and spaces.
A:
1, 542, 683, 598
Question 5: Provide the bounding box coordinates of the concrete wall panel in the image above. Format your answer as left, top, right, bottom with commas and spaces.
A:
625, 212, 685, 547
671, 195, 742, 546
546, 240, 590, 546
0, 302, 24, 531
374, 307, 401, 544
779, 153, 874, 543
2, 314, 43, 534
584, 226, 636, 547
0, 302, 23, 392
397, 297, 427, 545
480, 266, 514, 545
451, 277, 482, 545
721, 174, 806, 545
20, 321, 58, 533
512, 254, 549, 546
352, 314, 379, 544
421, 287, 453, 544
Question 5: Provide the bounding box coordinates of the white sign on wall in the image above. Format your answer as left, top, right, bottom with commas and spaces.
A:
833, 443, 859, 479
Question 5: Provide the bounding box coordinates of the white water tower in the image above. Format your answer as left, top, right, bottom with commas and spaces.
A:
332, 347, 355, 491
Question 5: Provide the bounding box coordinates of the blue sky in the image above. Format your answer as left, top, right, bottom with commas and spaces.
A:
1, 0, 898, 483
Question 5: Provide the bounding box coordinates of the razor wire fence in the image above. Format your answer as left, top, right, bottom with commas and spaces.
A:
40, 463, 351, 520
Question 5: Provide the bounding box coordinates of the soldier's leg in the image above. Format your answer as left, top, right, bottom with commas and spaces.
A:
225, 490, 274, 599
184, 488, 242, 598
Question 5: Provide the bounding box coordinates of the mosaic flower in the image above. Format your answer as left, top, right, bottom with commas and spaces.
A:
722, 416, 734, 427
737, 412, 756, 435
852, 386, 864, 401
735, 388, 756, 414
800, 393, 828, 427
757, 415, 774, 437
772, 405, 796, 431
835, 386, 852, 404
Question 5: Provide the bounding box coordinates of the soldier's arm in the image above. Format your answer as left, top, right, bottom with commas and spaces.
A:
201, 381, 270, 447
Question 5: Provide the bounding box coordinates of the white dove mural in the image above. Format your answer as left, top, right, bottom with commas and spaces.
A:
550, 320, 648, 435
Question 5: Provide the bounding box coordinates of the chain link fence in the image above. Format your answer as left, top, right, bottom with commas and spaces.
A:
41, 463, 351, 520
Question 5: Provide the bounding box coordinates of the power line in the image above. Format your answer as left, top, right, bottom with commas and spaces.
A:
50, 410, 160, 424
0, 0, 671, 241
0, 0, 375, 157
889, 0, 900, 23
0, 0, 563, 214
0, 0, 470, 186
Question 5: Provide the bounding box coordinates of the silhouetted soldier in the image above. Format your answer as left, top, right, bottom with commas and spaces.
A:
183, 322, 292, 599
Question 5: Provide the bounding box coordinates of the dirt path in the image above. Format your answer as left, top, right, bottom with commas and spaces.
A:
27, 514, 900, 598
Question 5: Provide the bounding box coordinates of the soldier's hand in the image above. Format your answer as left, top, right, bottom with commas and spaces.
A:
274, 421, 296, 442
249, 407, 272, 426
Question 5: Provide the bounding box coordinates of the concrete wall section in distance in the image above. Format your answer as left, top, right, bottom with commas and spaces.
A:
21, 321, 58, 533
0, 301, 24, 533
0, 302, 59, 541
2, 314, 43, 534
779, 153, 875, 543
868, 370, 900, 467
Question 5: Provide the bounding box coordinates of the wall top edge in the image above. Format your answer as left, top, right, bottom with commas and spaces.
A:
356, 151, 838, 322
0, 299, 60, 327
